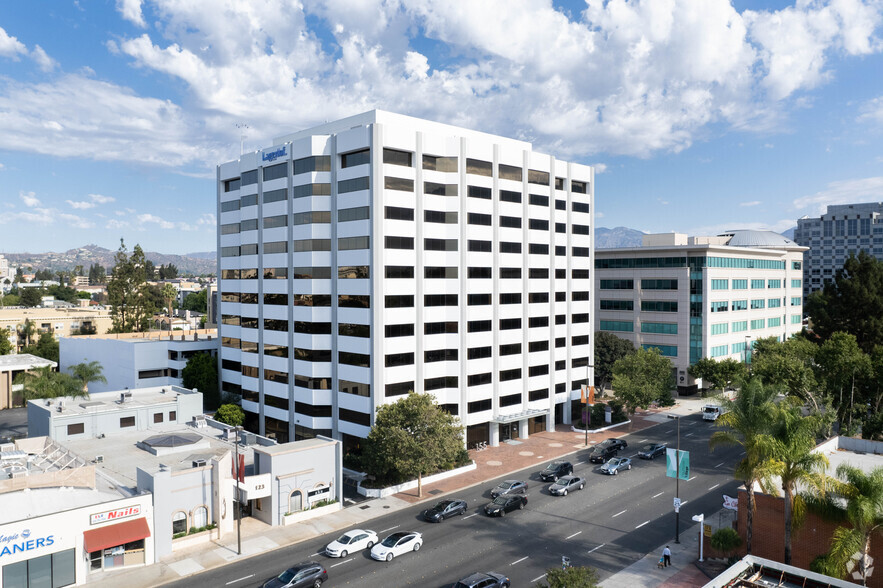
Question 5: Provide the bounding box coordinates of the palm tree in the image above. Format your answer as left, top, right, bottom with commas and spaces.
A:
162, 283, 177, 335
757, 400, 829, 565
14, 367, 84, 401
16, 318, 36, 351
811, 465, 883, 585
709, 377, 777, 554
67, 361, 106, 396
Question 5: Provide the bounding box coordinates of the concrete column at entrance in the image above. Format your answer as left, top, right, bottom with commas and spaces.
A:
490, 422, 500, 447
519, 419, 529, 439
547, 414, 556, 432
563, 402, 572, 426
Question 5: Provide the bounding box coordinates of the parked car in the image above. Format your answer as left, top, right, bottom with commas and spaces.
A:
637, 443, 667, 460
599, 457, 632, 475
262, 562, 327, 588
539, 461, 573, 482
490, 479, 528, 498
588, 444, 619, 463
454, 571, 511, 588
603, 438, 628, 451
325, 528, 378, 558
548, 475, 586, 496
421, 499, 468, 522
484, 495, 528, 516
370, 531, 423, 562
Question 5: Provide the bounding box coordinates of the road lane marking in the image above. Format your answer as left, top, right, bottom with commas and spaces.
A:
684, 433, 694, 438
532, 573, 548, 583
635, 520, 650, 529
226, 575, 255, 585
588, 543, 606, 553
310, 552, 322, 557
709, 484, 720, 490
576, 461, 586, 465
379, 525, 400, 534
330, 558, 354, 568
566, 531, 582, 540
638, 439, 649, 443
688, 476, 697, 481
612, 510, 627, 518
463, 513, 479, 519
714, 462, 725, 468
510, 556, 529, 566
652, 492, 664, 498
680, 500, 688, 506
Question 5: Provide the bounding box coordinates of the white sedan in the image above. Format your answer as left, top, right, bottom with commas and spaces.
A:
325, 529, 378, 558
370, 531, 423, 562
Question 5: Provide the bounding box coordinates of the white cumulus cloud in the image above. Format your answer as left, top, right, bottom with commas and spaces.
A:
0, 27, 26, 58
20, 191, 41, 207
793, 176, 883, 215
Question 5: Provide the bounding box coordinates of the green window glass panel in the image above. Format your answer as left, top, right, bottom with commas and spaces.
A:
751, 279, 765, 289
751, 299, 765, 309
751, 319, 765, 330
641, 322, 678, 335
791, 314, 802, 324
711, 279, 728, 290
791, 279, 802, 288
710, 345, 729, 358
710, 323, 728, 335
732, 279, 748, 289
732, 321, 748, 333
642, 344, 677, 357
600, 320, 633, 332
768, 317, 781, 327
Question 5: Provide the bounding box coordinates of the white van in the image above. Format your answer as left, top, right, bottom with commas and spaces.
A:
702, 405, 726, 421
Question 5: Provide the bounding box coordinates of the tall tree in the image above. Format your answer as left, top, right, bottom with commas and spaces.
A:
182, 353, 220, 410
810, 465, 883, 585
689, 357, 747, 392
107, 240, 154, 333
361, 392, 464, 497
20, 287, 43, 307
815, 332, 872, 434
806, 251, 883, 352
594, 331, 635, 392
161, 283, 178, 331
67, 361, 106, 395
752, 335, 822, 411
16, 318, 36, 350
0, 329, 12, 355
14, 367, 84, 401
88, 263, 107, 285
537, 565, 601, 588
757, 400, 829, 565
181, 289, 207, 313
709, 378, 777, 554
611, 346, 674, 414
23, 332, 60, 363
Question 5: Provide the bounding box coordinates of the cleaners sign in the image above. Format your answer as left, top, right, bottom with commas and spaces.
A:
90, 505, 141, 525
0, 530, 55, 559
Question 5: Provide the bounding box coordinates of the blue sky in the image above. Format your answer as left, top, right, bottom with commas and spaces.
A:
1, 0, 882, 254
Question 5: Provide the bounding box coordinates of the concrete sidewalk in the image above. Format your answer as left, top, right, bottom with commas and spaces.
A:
88, 395, 714, 587
599, 524, 710, 588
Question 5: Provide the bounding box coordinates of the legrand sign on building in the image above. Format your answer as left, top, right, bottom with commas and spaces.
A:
90, 505, 141, 525
262, 146, 287, 162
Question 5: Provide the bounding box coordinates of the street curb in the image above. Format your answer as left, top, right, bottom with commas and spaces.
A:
570, 419, 632, 434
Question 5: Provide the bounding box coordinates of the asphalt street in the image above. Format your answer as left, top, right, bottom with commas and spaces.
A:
166, 414, 743, 588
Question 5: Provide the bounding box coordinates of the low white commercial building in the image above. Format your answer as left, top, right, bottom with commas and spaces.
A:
595, 230, 806, 393
59, 331, 219, 394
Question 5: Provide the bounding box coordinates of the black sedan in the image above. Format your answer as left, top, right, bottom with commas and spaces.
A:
421, 499, 468, 522
588, 444, 619, 463
637, 443, 667, 459
539, 461, 573, 482
603, 437, 628, 451
484, 495, 527, 517
262, 562, 327, 588
454, 571, 511, 588
490, 479, 528, 498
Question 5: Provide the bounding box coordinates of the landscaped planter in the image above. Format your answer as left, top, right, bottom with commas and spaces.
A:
171, 527, 219, 550
357, 461, 477, 498
282, 502, 342, 526
571, 419, 631, 434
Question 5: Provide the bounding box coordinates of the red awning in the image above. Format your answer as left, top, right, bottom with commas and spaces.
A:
83, 517, 151, 553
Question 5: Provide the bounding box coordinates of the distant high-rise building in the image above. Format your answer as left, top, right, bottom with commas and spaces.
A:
794, 202, 883, 298
595, 231, 806, 393
216, 110, 594, 452
0, 255, 8, 282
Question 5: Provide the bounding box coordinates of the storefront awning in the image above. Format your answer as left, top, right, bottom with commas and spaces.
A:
83, 517, 151, 553
491, 408, 549, 424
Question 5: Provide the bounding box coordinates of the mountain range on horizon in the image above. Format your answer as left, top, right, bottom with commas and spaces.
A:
1, 225, 800, 276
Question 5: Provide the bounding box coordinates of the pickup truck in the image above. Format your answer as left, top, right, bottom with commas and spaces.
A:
702, 405, 726, 421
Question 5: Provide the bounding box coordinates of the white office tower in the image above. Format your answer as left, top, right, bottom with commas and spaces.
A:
217, 111, 594, 453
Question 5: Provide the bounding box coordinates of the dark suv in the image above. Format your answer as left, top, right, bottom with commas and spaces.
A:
539, 461, 573, 482
262, 562, 327, 588
454, 571, 511, 588
588, 444, 619, 463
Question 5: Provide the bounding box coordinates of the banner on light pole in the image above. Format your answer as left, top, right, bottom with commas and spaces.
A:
666, 448, 690, 480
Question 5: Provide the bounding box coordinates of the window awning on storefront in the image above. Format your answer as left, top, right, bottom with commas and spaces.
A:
83, 517, 151, 553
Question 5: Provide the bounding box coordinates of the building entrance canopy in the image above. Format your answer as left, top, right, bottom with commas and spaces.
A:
491, 408, 548, 424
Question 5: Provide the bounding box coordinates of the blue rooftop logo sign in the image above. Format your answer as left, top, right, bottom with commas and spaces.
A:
262, 147, 287, 162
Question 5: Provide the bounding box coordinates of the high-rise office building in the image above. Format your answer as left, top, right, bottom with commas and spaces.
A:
217, 111, 594, 452
794, 202, 883, 298
595, 231, 805, 393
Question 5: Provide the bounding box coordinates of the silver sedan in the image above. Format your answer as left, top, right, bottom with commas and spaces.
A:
548, 475, 586, 496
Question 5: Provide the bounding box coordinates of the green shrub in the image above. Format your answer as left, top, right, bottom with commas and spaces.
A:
710, 527, 742, 555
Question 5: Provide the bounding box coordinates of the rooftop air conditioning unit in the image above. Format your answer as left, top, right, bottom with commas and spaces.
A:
192, 415, 207, 428
241, 432, 256, 446
10, 470, 27, 479
94, 455, 104, 464
192, 459, 207, 468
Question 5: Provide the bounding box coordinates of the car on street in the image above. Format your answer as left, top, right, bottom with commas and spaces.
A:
261, 562, 328, 588
603, 438, 628, 451
324, 528, 378, 558
484, 494, 528, 516
421, 499, 468, 522
548, 475, 586, 496
490, 479, 528, 498
539, 461, 573, 482
637, 443, 667, 460
454, 571, 511, 588
588, 444, 619, 463
599, 457, 632, 475
370, 531, 423, 562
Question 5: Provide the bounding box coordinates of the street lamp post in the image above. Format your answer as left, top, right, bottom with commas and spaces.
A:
667, 414, 681, 544
234, 425, 243, 555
